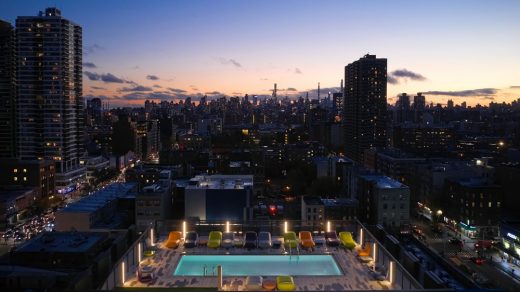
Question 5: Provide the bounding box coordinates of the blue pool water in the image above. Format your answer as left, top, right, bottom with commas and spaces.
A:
174, 255, 342, 276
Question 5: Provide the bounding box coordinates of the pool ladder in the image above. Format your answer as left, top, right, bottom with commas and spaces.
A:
203, 265, 216, 276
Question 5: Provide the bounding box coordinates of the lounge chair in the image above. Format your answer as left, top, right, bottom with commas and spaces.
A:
283, 232, 298, 249
165, 231, 182, 248
245, 275, 263, 290
325, 231, 340, 247
299, 231, 315, 249
184, 231, 198, 248
339, 231, 357, 250
244, 231, 258, 248
222, 232, 235, 248
357, 244, 371, 257
276, 275, 296, 291
207, 231, 222, 248
258, 231, 272, 248
136, 264, 154, 283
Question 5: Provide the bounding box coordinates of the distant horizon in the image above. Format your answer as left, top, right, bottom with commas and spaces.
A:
3, 0, 520, 107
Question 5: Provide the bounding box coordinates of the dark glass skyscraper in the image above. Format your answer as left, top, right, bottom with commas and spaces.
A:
16, 8, 85, 192
344, 54, 387, 162
0, 20, 16, 158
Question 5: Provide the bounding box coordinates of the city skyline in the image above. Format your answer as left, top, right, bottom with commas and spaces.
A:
3, 0, 520, 107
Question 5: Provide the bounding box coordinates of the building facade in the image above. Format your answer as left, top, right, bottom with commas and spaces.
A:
16, 8, 85, 193
344, 54, 387, 163
0, 20, 16, 158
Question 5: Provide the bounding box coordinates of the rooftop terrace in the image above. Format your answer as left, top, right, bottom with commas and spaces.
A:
60, 183, 136, 213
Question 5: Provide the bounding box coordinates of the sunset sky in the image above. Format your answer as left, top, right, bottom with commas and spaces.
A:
3, 0, 520, 107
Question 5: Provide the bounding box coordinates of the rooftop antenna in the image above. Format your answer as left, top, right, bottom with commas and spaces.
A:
318, 82, 320, 101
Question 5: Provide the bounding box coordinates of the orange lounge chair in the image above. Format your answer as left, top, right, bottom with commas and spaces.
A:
299, 231, 315, 249
357, 244, 371, 257
165, 231, 182, 248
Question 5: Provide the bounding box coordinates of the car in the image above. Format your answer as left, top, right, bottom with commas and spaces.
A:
470, 257, 486, 265
449, 238, 462, 245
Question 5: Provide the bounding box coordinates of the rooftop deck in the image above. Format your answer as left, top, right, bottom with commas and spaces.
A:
123, 234, 397, 291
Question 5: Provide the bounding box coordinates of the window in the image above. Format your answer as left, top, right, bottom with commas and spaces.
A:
488, 202, 492, 208
23, 177, 27, 181
13, 169, 18, 173
13, 177, 18, 181
497, 202, 501, 208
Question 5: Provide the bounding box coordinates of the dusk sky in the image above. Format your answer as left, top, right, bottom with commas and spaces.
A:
3, 0, 520, 107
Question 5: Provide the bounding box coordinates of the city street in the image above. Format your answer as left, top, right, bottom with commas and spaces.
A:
411, 217, 520, 291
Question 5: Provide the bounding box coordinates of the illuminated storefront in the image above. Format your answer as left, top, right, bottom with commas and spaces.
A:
499, 221, 520, 266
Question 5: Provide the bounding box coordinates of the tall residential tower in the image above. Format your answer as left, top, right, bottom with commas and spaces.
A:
16, 8, 85, 193
0, 20, 16, 158
344, 54, 387, 162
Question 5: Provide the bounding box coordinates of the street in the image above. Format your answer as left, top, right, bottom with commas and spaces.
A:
411, 217, 520, 291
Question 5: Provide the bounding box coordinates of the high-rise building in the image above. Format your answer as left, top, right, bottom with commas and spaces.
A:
86, 97, 102, 126
0, 20, 16, 158
344, 54, 387, 162
16, 8, 85, 194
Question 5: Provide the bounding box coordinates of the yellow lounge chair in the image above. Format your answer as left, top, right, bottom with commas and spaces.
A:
165, 231, 182, 248
283, 232, 298, 249
276, 275, 296, 291
299, 231, 315, 249
207, 231, 222, 248
357, 244, 371, 257
339, 231, 356, 250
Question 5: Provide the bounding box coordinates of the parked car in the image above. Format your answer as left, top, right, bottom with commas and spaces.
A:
470, 257, 486, 265
244, 231, 258, 248
449, 238, 462, 245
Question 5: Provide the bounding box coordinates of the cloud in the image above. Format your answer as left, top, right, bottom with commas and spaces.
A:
218, 58, 242, 68
205, 91, 223, 95
232, 92, 242, 95
119, 85, 153, 92
153, 84, 162, 88
84, 94, 111, 100
90, 86, 106, 90
168, 87, 187, 94
391, 69, 426, 81
481, 96, 495, 100
387, 68, 426, 84
294, 68, 302, 74
147, 75, 159, 80
132, 65, 140, 70
190, 85, 199, 91
83, 62, 97, 68
260, 78, 269, 81
286, 87, 298, 91
423, 88, 498, 97
101, 73, 127, 83
83, 71, 133, 84
510, 86, 520, 89
387, 75, 399, 85
84, 44, 104, 55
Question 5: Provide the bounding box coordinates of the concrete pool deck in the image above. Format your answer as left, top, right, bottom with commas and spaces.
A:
123, 235, 398, 290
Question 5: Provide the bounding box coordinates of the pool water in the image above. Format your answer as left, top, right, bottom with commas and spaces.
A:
174, 255, 342, 276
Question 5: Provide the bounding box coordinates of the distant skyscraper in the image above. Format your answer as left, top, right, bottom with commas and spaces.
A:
16, 8, 85, 193
86, 97, 102, 126
344, 54, 387, 162
272, 83, 277, 98
0, 20, 16, 158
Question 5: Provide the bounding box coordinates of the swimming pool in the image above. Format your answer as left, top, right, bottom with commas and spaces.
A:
174, 255, 342, 276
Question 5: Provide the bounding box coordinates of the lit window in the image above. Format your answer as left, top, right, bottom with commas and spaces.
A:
23, 177, 27, 181
488, 202, 492, 208
23, 168, 27, 173
13, 177, 18, 181
13, 169, 18, 173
